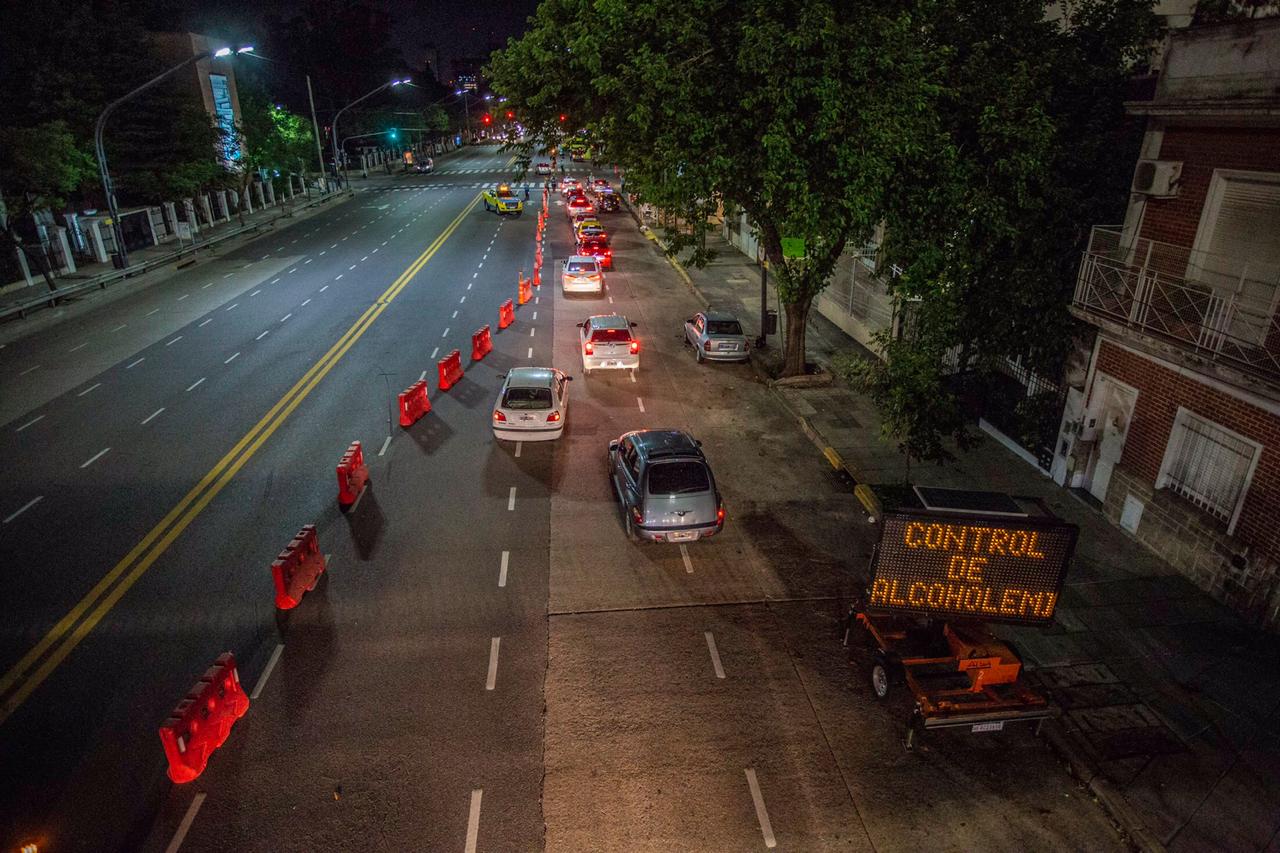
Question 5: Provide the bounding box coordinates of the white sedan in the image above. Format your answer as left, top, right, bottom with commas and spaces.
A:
561, 256, 604, 295
578, 315, 639, 375
535, 161, 552, 175
492, 367, 571, 441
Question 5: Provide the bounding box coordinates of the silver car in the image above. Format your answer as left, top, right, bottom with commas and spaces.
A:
684, 310, 750, 363
578, 314, 639, 375
562, 255, 604, 295
608, 430, 725, 543
492, 367, 571, 442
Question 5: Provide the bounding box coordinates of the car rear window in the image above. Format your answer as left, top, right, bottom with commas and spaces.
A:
590, 327, 631, 343
502, 387, 552, 409
566, 260, 598, 274
647, 461, 710, 495
580, 241, 607, 252
707, 320, 743, 336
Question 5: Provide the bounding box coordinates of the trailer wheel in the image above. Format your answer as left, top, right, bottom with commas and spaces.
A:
870, 663, 890, 700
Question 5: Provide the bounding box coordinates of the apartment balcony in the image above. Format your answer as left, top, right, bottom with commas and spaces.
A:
1072, 226, 1280, 386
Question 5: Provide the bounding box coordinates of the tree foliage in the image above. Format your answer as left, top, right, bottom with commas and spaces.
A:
488, 0, 938, 376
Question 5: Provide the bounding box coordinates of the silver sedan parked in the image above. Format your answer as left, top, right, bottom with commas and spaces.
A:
683, 310, 750, 363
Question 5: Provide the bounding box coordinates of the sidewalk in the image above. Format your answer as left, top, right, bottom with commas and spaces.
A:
668, 226, 1280, 852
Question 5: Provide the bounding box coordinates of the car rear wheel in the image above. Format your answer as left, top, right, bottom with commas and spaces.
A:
624, 511, 639, 542
695, 346, 704, 364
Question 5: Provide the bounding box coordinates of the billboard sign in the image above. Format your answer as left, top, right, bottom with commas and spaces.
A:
867, 510, 1077, 626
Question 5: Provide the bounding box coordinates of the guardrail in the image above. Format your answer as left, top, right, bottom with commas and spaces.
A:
1, 191, 345, 323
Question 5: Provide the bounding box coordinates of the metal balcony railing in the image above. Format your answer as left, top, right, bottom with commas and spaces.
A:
1072, 226, 1280, 383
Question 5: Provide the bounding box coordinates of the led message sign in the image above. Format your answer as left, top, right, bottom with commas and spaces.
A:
867, 510, 1078, 626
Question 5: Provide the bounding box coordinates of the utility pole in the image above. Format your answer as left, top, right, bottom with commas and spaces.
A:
305, 74, 326, 192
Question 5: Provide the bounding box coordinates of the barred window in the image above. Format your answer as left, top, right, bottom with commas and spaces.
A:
1156, 408, 1261, 530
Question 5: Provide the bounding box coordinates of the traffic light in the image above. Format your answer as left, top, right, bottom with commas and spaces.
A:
483, 114, 492, 125
388, 128, 398, 140
559, 114, 567, 122
506, 111, 514, 120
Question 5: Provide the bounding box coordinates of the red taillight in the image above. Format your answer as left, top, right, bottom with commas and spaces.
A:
717, 505, 725, 523
584, 342, 594, 355
632, 507, 643, 523
588, 273, 600, 281
547, 410, 561, 423
629, 340, 639, 354
493, 410, 507, 423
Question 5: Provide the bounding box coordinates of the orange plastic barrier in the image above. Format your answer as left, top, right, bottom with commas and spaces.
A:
471, 325, 493, 361
336, 440, 369, 508
270, 524, 326, 610
533, 265, 541, 288
536, 245, 543, 265
438, 349, 464, 391
158, 652, 250, 783
518, 276, 533, 305
398, 379, 431, 427
499, 299, 515, 329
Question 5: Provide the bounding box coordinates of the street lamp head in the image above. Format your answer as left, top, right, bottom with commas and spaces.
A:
454, 89, 464, 95
236, 46, 255, 54
483, 94, 493, 101
214, 47, 232, 57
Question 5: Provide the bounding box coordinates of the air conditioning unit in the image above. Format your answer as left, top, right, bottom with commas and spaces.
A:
1132, 160, 1182, 197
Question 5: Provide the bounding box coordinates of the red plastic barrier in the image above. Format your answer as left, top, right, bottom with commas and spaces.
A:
437, 349, 464, 391
336, 440, 369, 508
499, 299, 515, 329
533, 265, 541, 288
536, 245, 543, 265
518, 276, 533, 305
270, 524, 326, 610
397, 380, 431, 428
471, 325, 493, 361
158, 652, 250, 783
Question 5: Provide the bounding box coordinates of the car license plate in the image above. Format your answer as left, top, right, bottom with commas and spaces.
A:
604, 360, 619, 367
971, 721, 1004, 733
669, 531, 696, 542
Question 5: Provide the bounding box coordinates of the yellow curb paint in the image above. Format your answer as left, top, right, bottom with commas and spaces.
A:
823, 446, 844, 471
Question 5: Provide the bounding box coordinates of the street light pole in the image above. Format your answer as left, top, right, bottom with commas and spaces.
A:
331, 78, 409, 192
94, 46, 252, 269
305, 74, 326, 192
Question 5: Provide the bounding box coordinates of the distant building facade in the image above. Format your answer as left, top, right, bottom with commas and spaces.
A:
151, 32, 245, 169
1062, 18, 1280, 628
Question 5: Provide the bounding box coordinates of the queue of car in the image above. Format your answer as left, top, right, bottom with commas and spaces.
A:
492, 160, 739, 545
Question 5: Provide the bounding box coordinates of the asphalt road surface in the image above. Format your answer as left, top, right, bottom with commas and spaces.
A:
2, 146, 1127, 853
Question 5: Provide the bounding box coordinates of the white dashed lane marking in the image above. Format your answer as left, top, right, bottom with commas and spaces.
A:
79, 447, 111, 469
141, 408, 165, 425
15, 414, 44, 432
3, 496, 44, 524
185, 377, 205, 392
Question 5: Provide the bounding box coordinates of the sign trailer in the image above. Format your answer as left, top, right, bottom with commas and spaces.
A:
847, 490, 1079, 748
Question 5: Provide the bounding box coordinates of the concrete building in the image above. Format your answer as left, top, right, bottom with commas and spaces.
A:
151, 32, 245, 169
1061, 17, 1280, 628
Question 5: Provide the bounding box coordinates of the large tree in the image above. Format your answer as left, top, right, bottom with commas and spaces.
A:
848, 0, 1158, 462
488, 0, 937, 376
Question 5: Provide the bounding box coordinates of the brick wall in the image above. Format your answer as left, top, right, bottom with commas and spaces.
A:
1139, 125, 1280, 249
1095, 340, 1280, 625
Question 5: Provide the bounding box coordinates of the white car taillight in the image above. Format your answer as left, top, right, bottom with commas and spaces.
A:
584, 342, 594, 355
493, 410, 507, 422
547, 411, 561, 423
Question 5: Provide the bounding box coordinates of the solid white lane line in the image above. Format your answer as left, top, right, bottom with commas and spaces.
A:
442, 327, 449, 337
465, 789, 483, 853
507, 487, 516, 511
77, 382, 102, 397
378, 435, 392, 457
250, 290, 261, 297
18, 365, 40, 376
705, 631, 726, 678
3, 495, 44, 524
485, 638, 500, 691
319, 285, 329, 292
111, 323, 128, 332
185, 377, 205, 392
430, 347, 439, 360
499, 551, 509, 587
198, 318, 213, 327
280, 313, 292, 322
680, 544, 694, 574
166, 336, 183, 346
226, 303, 238, 311
177, 294, 189, 301
141, 408, 165, 425
301, 299, 311, 307
527, 347, 533, 359
146, 308, 161, 316
127, 358, 145, 369
224, 352, 240, 364
745, 769, 777, 848
251, 643, 285, 700
15, 414, 44, 432
256, 330, 269, 341
163, 792, 206, 853
637, 397, 646, 413
80, 447, 110, 469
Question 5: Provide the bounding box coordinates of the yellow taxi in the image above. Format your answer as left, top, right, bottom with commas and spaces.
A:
573, 217, 604, 240
482, 183, 524, 216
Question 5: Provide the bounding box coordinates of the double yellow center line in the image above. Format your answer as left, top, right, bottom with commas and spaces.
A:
0, 192, 483, 726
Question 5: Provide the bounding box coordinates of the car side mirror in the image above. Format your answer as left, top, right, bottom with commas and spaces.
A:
576, 322, 584, 327
608, 441, 619, 452
629, 322, 638, 328
695, 439, 703, 447
565, 376, 574, 381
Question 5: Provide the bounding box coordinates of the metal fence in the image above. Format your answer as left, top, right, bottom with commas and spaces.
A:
1073, 226, 1280, 382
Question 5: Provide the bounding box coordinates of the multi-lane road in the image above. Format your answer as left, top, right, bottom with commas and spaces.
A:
2, 144, 1126, 852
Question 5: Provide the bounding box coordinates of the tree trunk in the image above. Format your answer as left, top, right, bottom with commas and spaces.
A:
3, 226, 57, 292
782, 294, 812, 377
